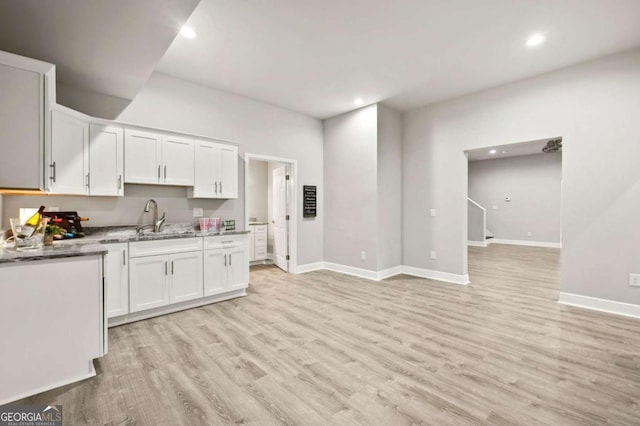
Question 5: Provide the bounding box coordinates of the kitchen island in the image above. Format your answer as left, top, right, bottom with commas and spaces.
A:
0, 241, 107, 405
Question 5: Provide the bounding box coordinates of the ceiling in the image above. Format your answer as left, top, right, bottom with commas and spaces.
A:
1, 1, 639, 120
0, 0, 199, 101
466, 138, 559, 162
157, 0, 640, 118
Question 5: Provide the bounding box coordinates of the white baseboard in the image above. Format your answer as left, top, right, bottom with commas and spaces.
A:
324, 262, 380, 280
558, 292, 640, 319
467, 240, 487, 247
402, 265, 470, 285
491, 239, 561, 249
377, 266, 403, 280
295, 262, 468, 286
295, 262, 325, 274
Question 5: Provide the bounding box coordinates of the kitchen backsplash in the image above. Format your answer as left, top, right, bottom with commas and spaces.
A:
1, 185, 241, 230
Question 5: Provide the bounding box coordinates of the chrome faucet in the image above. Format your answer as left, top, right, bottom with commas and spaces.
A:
143, 199, 166, 233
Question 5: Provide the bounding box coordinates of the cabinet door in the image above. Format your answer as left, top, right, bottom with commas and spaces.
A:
129, 255, 169, 313
105, 243, 129, 318
218, 144, 238, 199
124, 129, 162, 184
162, 135, 194, 186
169, 251, 203, 303
50, 109, 89, 194
0, 62, 43, 190
190, 140, 217, 198
203, 249, 228, 296
89, 124, 123, 196
227, 246, 249, 291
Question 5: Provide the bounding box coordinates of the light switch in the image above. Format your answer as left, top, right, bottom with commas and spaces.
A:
193, 207, 203, 217
430, 208, 437, 217
430, 250, 437, 260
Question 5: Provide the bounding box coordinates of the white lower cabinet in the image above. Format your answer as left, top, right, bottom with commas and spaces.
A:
105, 243, 129, 318
113, 234, 247, 324
170, 251, 204, 303
204, 235, 249, 296
129, 251, 203, 313
129, 255, 169, 312
129, 237, 204, 313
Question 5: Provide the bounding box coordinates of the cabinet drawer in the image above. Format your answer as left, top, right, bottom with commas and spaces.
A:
130, 237, 203, 257
254, 248, 267, 260
254, 234, 267, 244
253, 226, 267, 234
204, 234, 247, 250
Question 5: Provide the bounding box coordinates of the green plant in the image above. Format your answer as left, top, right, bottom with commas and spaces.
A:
45, 224, 64, 235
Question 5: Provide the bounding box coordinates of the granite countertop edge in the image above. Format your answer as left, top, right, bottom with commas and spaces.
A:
0, 242, 107, 264
0, 224, 249, 263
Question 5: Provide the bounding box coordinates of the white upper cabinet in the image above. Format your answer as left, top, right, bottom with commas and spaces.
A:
124, 129, 194, 186
188, 140, 238, 199
190, 140, 218, 198
89, 124, 123, 196
0, 50, 54, 191
162, 135, 195, 186
218, 143, 238, 199
124, 129, 162, 184
49, 108, 89, 195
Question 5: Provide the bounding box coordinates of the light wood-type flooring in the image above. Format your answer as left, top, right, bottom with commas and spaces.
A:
13, 244, 640, 424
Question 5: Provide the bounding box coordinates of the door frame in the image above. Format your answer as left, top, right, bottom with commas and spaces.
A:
244, 153, 298, 273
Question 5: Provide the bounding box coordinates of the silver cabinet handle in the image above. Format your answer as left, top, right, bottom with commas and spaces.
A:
165, 261, 168, 275
229, 253, 232, 266
220, 181, 223, 194
171, 260, 174, 275
157, 165, 161, 181
49, 162, 56, 182
86, 173, 90, 189
224, 253, 227, 267
118, 175, 122, 190
214, 181, 218, 193
122, 249, 126, 266
164, 165, 167, 180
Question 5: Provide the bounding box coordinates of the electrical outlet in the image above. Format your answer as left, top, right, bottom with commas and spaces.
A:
193, 207, 203, 217
430, 208, 437, 217
630, 274, 640, 287
430, 250, 437, 260
492, 205, 498, 210
48, 206, 60, 212
361, 251, 367, 261
527, 231, 532, 236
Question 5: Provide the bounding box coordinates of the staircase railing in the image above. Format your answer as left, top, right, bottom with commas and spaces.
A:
467, 197, 486, 244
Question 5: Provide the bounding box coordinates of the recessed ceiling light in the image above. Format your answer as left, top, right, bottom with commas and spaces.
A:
489, 149, 497, 154
526, 33, 545, 47
180, 26, 197, 39
354, 97, 364, 106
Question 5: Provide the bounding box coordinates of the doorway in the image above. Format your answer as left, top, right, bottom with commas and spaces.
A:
464, 137, 563, 282
244, 154, 298, 273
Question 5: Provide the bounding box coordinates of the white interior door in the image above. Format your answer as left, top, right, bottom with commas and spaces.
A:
272, 165, 288, 272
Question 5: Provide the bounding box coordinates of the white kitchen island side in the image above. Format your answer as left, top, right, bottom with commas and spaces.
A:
0, 251, 106, 405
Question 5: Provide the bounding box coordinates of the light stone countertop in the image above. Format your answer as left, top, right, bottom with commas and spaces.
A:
0, 223, 248, 263
0, 240, 107, 264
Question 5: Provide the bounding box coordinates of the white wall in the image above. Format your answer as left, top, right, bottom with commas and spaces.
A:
324, 105, 379, 271
377, 105, 402, 270
468, 153, 562, 243
403, 48, 640, 305
247, 160, 268, 222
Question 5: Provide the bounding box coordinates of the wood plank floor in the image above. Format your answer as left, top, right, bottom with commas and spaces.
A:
13, 244, 640, 425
